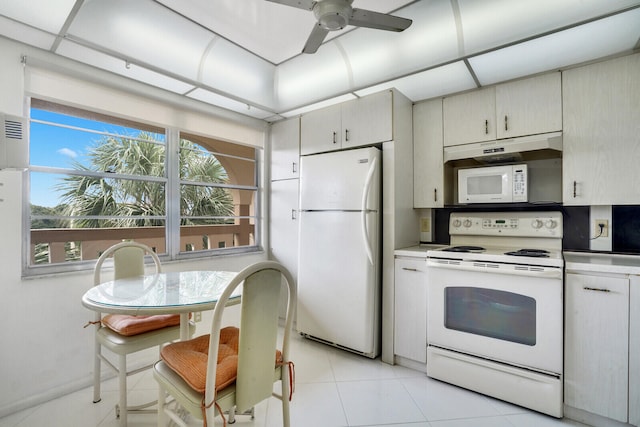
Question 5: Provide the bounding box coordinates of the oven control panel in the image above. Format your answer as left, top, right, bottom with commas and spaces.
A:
449, 212, 562, 237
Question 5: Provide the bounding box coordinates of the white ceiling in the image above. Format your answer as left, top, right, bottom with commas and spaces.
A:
1, 0, 639, 121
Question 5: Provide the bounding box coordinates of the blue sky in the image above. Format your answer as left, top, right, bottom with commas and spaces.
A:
29, 109, 162, 207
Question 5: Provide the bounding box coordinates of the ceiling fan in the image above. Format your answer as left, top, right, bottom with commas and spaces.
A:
267, 0, 413, 54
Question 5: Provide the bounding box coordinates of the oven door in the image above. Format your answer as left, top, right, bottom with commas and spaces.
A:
427, 259, 562, 374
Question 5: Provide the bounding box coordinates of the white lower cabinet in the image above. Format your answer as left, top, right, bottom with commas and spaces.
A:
269, 178, 299, 278
269, 179, 299, 317
565, 272, 630, 424
394, 256, 428, 365
631, 276, 640, 426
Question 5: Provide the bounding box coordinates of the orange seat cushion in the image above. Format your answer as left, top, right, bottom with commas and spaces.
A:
102, 313, 181, 336
161, 326, 240, 393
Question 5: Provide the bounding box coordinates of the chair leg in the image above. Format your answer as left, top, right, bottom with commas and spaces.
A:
93, 340, 102, 403
157, 384, 166, 427
118, 354, 127, 427
282, 377, 291, 427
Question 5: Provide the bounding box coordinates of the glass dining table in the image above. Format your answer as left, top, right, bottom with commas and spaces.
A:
82, 270, 242, 339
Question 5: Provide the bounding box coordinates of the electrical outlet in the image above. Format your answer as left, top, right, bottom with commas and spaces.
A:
194, 311, 202, 322
595, 219, 609, 238
420, 217, 431, 233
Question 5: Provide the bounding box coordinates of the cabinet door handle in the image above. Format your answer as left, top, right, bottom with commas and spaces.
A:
345, 129, 349, 142
402, 267, 418, 272
291, 209, 297, 220
332, 131, 337, 144
583, 287, 610, 293
573, 180, 577, 198
504, 115, 508, 131
292, 162, 297, 173
434, 188, 437, 202
485, 119, 489, 134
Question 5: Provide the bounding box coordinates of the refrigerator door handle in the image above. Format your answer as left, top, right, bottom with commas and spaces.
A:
361, 156, 378, 265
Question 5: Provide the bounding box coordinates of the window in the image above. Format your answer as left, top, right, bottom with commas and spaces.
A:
28, 99, 259, 273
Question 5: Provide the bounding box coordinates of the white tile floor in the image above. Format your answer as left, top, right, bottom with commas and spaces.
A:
0, 333, 589, 427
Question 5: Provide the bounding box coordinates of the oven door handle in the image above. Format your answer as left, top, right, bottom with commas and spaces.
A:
426, 259, 563, 279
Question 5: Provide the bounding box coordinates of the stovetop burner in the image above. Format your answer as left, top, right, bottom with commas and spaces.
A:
443, 245, 485, 253
504, 248, 550, 258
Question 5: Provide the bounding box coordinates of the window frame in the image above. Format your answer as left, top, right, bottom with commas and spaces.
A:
25, 100, 261, 276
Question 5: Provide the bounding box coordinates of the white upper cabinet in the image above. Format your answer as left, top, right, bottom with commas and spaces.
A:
413, 98, 446, 208
443, 73, 562, 147
443, 87, 495, 146
300, 103, 342, 155
270, 117, 300, 181
341, 90, 393, 149
301, 90, 394, 155
562, 53, 640, 205
495, 72, 562, 139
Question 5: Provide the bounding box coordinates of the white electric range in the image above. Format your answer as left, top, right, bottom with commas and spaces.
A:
426, 211, 564, 418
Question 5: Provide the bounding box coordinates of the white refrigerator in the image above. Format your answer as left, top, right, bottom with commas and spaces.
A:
297, 146, 381, 358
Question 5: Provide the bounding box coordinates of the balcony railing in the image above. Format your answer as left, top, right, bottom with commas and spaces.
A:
30, 221, 254, 264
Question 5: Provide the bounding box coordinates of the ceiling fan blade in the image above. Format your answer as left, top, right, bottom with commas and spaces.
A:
302, 24, 330, 53
349, 8, 412, 32
265, 0, 316, 11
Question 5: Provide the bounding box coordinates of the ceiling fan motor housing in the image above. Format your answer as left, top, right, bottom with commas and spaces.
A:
314, 0, 354, 30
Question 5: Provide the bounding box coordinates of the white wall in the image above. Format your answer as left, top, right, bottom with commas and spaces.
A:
0, 37, 268, 417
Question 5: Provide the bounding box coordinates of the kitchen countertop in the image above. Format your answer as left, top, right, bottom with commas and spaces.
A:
564, 251, 640, 275
395, 244, 446, 258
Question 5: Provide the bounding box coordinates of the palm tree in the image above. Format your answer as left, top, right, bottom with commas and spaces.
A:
56, 133, 234, 228
178, 140, 236, 225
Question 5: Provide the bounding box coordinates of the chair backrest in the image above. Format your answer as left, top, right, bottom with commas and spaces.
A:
203, 261, 296, 416
93, 241, 162, 286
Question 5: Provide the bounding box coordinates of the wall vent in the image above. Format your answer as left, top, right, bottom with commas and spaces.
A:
1, 113, 28, 169
4, 117, 24, 140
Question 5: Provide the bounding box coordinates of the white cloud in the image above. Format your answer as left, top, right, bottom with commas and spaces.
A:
57, 148, 78, 158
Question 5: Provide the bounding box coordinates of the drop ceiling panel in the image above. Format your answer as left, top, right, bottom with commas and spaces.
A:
157, 0, 414, 64
275, 43, 353, 111
0, 0, 76, 34
343, 0, 459, 90
458, 0, 640, 56
187, 88, 273, 119
0, 15, 57, 50
280, 93, 357, 118
469, 8, 640, 86
1, 0, 640, 118
200, 38, 275, 109
354, 62, 477, 101
56, 40, 197, 94
67, 0, 216, 81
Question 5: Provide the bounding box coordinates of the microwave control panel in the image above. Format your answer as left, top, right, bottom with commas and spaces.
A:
512, 166, 527, 201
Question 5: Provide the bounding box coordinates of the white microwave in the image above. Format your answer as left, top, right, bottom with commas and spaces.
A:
458, 164, 527, 204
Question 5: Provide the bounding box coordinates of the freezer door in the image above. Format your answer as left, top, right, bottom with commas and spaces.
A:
300, 147, 380, 211
297, 210, 380, 356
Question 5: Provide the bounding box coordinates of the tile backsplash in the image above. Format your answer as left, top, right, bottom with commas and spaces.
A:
613, 205, 640, 254
432, 205, 640, 255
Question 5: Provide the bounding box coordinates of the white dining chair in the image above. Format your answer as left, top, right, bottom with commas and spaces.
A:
153, 260, 297, 427
91, 241, 194, 427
